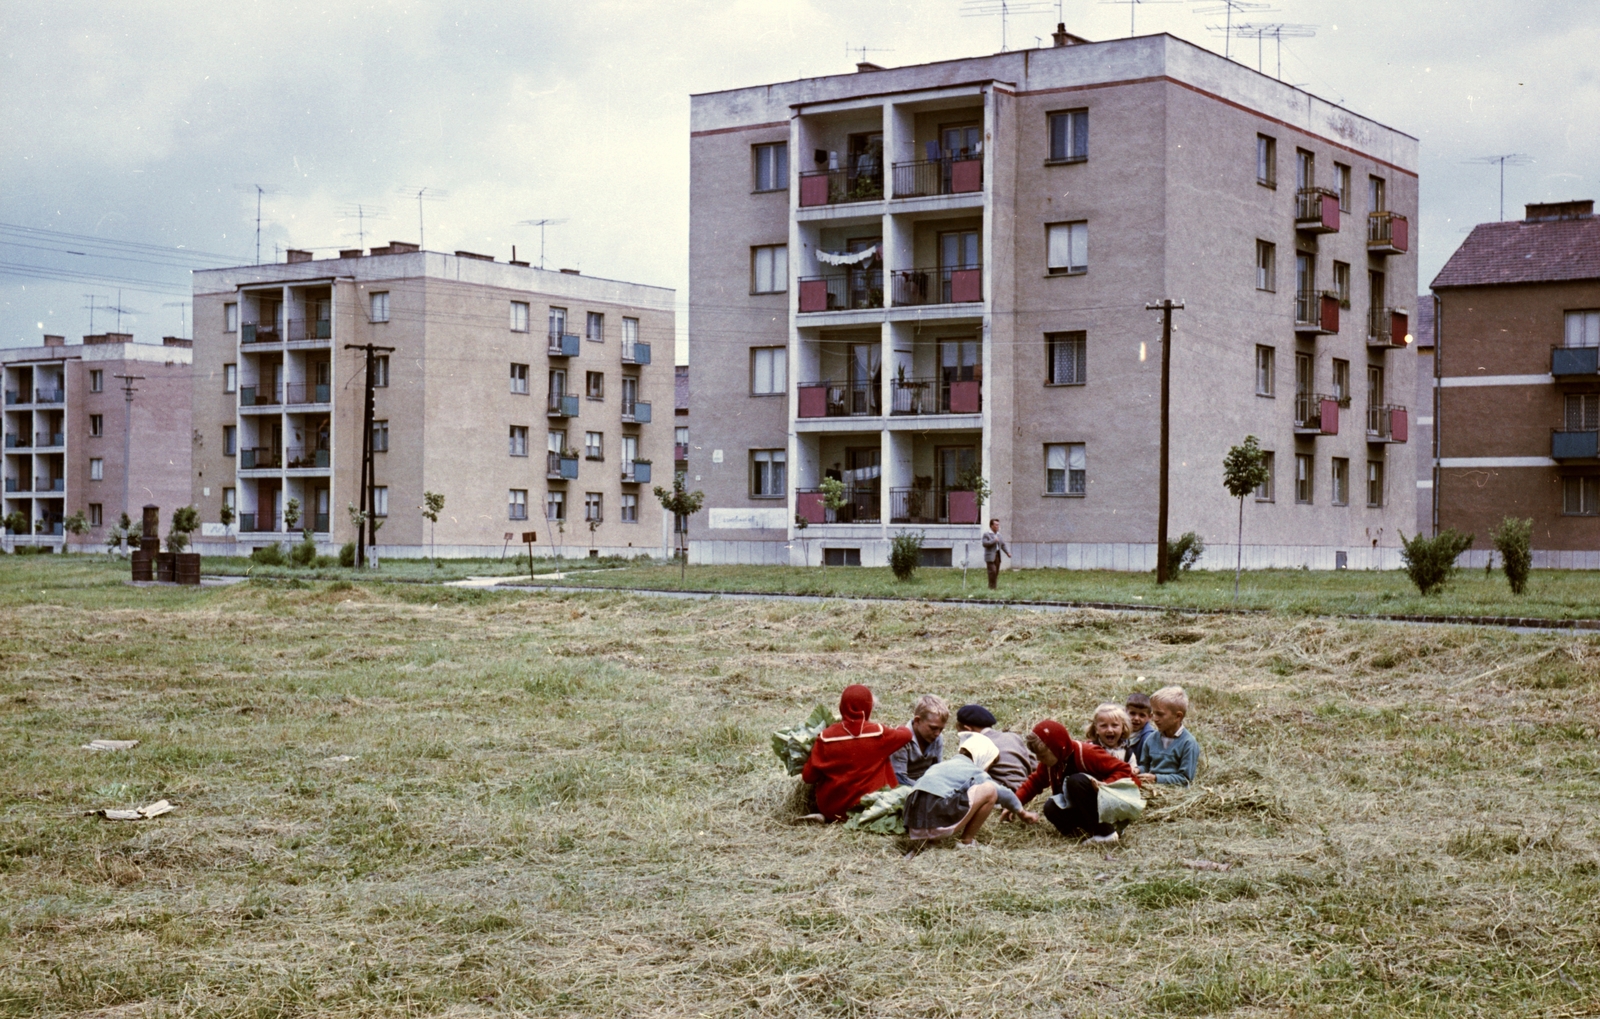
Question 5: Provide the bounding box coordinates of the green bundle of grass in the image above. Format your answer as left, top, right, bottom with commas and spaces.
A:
770, 704, 838, 776
844, 785, 912, 834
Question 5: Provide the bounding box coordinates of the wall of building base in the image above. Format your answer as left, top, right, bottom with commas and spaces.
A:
690, 540, 1416, 571
191, 539, 670, 561
1458, 548, 1600, 571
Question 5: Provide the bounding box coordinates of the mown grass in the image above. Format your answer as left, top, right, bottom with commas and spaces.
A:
2, 556, 1598, 1017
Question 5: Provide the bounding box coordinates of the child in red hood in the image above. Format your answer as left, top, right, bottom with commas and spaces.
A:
801, 684, 913, 821
1016, 718, 1134, 844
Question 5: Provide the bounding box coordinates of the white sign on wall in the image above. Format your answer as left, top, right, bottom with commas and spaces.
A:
708, 507, 787, 530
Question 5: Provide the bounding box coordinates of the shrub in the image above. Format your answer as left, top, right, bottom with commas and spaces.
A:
315, 555, 336, 568
889, 531, 925, 581
251, 543, 285, 567
1163, 531, 1205, 577
289, 530, 318, 567
1491, 516, 1532, 595
339, 542, 356, 568
167, 505, 199, 552
1399, 529, 1474, 596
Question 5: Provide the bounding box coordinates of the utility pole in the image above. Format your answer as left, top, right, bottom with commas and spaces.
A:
112, 373, 144, 524
345, 343, 394, 567
1145, 299, 1184, 583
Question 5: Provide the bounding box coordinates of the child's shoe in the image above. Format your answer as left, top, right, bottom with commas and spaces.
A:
1086, 831, 1119, 845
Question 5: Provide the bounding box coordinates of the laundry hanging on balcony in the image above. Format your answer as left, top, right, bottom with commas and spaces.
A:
816, 245, 879, 267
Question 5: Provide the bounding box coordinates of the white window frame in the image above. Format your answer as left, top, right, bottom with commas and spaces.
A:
751, 346, 787, 395
1047, 109, 1088, 163
373, 355, 389, 388
89, 457, 104, 481
584, 492, 603, 523
1257, 134, 1276, 187
370, 292, 389, 324
371, 419, 388, 453
585, 431, 604, 460
620, 492, 639, 523
225, 302, 239, 332
1046, 221, 1088, 275
1255, 451, 1275, 502
1563, 477, 1599, 516
509, 425, 529, 457
90, 369, 104, 393
751, 449, 786, 498
1366, 460, 1384, 508
1565, 310, 1600, 348
510, 301, 530, 333
1256, 346, 1275, 397
509, 489, 528, 520
224, 363, 237, 393
1256, 240, 1276, 292
510, 363, 529, 394
586, 311, 605, 343
223, 425, 236, 456
1295, 453, 1313, 504
373, 486, 389, 517
752, 244, 788, 294
1331, 457, 1349, 506
753, 142, 788, 192
89, 414, 103, 437
546, 490, 566, 521
1044, 443, 1086, 496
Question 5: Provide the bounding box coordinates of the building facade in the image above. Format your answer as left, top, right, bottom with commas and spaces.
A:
1414, 296, 1436, 536
2, 334, 192, 550
687, 31, 1419, 569
190, 245, 675, 558
1430, 200, 1600, 567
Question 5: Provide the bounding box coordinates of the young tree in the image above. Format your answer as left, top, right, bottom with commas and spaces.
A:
282, 497, 301, 533
167, 505, 199, 553
653, 476, 705, 585
793, 513, 810, 567
219, 501, 236, 529
1222, 435, 1270, 603
421, 491, 445, 567
63, 511, 89, 553
1400, 529, 1474, 596
1491, 515, 1533, 595
818, 477, 847, 573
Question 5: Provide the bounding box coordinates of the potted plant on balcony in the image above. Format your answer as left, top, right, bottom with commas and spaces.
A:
948, 466, 989, 526
628, 458, 652, 484
558, 446, 581, 479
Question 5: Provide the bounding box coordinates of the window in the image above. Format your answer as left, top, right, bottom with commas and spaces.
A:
1368, 175, 1386, 213
1332, 359, 1350, 405
1255, 452, 1275, 501
374, 355, 389, 388
548, 429, 566, 455
1296, 251, 1315, 301
1257, 134, 1276, 187
1333, 261, 1350, 306
224, 363, 237, 393
586, 311, 604, 343
754, 142, 788, 192
751, 346, 787, 395
89, 369, 103, 393
1567, 393, 1600, 431
1335, 163, 1351, 211
1255, 241, 1276, 291
1296, 148, 1314, 189
1370, 269, 1386, 313
584, 492, 603, 523
751, 449, 786, 497
1366, 460, 1384, 507
1331, 457, 1349, 506
1256, 346, 1275, 397
1564, 477, 1600, 515
546, 490, 566, 521
549, 369, 567, 397
585, 431, 604, 460
1047, 331, 1087, 385
1046, 222, 1088, 275
1565, 310, 1600, 347
223, 487, 235, 513
675, 425, 689, 449
225, 303, 239, 332
89, 414, 103, 437
508, 301, 529, 333
509, 425, 529, 457
223, 426, 236, 456
88, 503, 102, 527
586, 371, 604, 400
374, 486, 389, 517
370, 292, 389, 323
510, 363, 529, 394
752, 244, 788, 294
371, 420, 389, 452
1045, 443, 1086, 495
548, 306, 567, 338
1047, 109, 1088, 162
621, 317, 639, 358
508, 489, 528, 520
1295, 453, 1313, 504
620, 492, 638, 522
89, 458, 104, 481
1367, 364, 1385, 415
621, 433, 639, 467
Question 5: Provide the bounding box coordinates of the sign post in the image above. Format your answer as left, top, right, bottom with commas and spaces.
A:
522, 531, 538, 581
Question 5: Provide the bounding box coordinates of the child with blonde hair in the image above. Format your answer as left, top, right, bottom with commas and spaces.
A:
1139, 686, 1199, 787
1083, 703, 1140, 770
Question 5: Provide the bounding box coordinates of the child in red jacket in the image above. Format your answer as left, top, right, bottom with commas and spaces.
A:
801, 684, 913, 822
1016, 718, 1133, 844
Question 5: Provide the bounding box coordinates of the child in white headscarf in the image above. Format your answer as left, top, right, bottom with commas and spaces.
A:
903, 732, 1038, 849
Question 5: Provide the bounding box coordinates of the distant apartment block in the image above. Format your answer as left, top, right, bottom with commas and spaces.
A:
1430, 200, 1600, 567
2, 334, 192, 550
190, 244, 674, 557
687, 30, 1418, 569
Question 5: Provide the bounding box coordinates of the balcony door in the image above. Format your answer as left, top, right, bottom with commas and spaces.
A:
848, 342, 880, 415
1366, 365, 1385, 433
313, 485, 330, 532
941, 123, 981, 159
847, 132, 883, 191
549, 369, 567, 397
939, 338, 980, 412
938, 446, 975, 490
940, 230, 979, 303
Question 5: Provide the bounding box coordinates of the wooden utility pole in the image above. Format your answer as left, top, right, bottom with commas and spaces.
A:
344, 343, 394, 566
1145, 300, 1184, 584
111, 373, 144, 525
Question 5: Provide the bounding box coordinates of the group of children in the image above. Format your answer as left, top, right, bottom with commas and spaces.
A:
799, 685, 1200, 849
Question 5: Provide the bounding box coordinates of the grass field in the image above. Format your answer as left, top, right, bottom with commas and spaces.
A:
2, 557, 1598, 1017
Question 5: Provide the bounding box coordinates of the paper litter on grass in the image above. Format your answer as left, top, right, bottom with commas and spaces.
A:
97, 800, 173, 821
82, 739, 140, 751
324, 755, 355, 762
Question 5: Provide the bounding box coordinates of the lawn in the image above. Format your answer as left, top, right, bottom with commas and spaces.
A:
2, 556, 1598, 1017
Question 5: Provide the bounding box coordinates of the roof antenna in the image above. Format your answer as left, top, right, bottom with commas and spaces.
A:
232, 183, 286, 264
960, 0, 1054, 51
1099, 0, 1181, 37
1211, 21, 1315, 76
396, 186, 450, 249
845, 42, 893, 66
519, 218, 570, 270
1192, 0, 1274, 59
337, 203, 389, 250
1463, 154, 1534, 221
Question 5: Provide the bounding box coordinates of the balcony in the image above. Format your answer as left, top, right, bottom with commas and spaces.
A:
39, 477, 64, 492
622, 341, 651, 365
796, 486, 880, 524
1294, 188, 1341, 233
548, 332, 581, 357
1294, 291, 1341, 335
621, 461, 652, 484
1367, 307, 1409, 348
238, 512, 280, 533
1368, 212, 1409, 255
889, 487, 981, 525
35, 432, 64, 449
798, 168, 884, 208
286, 319, 331, 342
1366, 404, 1409, 444
34, 389, 64, 404
4, 435, 29, 449
313, 512, 330, 533
621, 399, 652, 424
1293, 393, 1340, 435
1553, 430, 1599, 460
241, 323, 281, 344
797, 381, 880, 419
4, 391, 25, 405
285, 446, 330, 469
890, 266, 983, 307
890, 376, 981, 415
5, 477, 29, 493
285, 382, 331, 405
798, 270, 884, 314
240, 447, 282, 470
547, 451, 579, 479
674, 443, 689, 462
239, 385, 281, 408
890, 157, 983, 199
1553, 346, 1600, 377
547, 393, 579, 418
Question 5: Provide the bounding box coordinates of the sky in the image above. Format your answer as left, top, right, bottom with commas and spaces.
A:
3, 0, 1598, 362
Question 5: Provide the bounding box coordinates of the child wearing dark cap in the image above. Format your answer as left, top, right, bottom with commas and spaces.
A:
954, 703, 1037, 793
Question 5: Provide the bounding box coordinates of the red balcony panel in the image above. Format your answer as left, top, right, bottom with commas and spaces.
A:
1320, 294, 1341, 334
948, 380, 981, 414
947, 490, 980, 525
798, 279, 830, 313
1390, 215, 1408, 253
1319, 399, 1339, 435
799, 174, 830, 207
1320, 193, 1340, 231
797, 384, 828, 418
1391, 310, 1409, 347
796, 491, 826, 525
1389, 408, 1408, 443
950, 158, 982, 194
949, 267, 982, 303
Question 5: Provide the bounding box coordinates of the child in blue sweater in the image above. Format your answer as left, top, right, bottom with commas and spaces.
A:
1139, 686, 1200, 786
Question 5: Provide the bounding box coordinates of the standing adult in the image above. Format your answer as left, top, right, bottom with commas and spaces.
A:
981, 518, 1010, 590
801, 684, 912, 822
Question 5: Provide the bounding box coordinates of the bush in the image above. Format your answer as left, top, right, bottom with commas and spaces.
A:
289, 530, 318, 567
1163, 531, 1205, 577
889, 531, 924, 581
1399, 529, 1474, 596
250, 543, 285, 567
315, 555, 336, 568
1491, 516, 1532, 595
339, 542, 356, 568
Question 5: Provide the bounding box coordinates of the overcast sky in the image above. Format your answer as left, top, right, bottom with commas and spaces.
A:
3, 0, 1597, 360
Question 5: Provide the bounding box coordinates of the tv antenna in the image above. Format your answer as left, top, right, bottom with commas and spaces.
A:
1463, 153, 1534, 221
519, 218, 569, 270
106, 289, 145, 334
1192, 1, 1274, 59
163, 300, 191, 339
1099, 0, 1181, 37
960, 0, 1055, 51
396, 186, 449, 250
232, 183, 286, 265
845, 42, 893, 65
82, 294, 104, 334
1211, 21, 1315, 77
336, 203, 389, 250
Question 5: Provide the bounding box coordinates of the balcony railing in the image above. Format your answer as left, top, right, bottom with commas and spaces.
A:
35, 388, 64, 404
286, 319, 332, 342
285, 382, 331, 404
1553, 346, 1600, 377
889, 487, 982, 525
890, 376, 982, 415
890, 157, 984, 198
621, 399, 651, 423
1294, 188, 1341, 232
240, 447, 282, 470
1295, 291, 1340, 334
238, 512, 280, 533
891, 266, 983, 306
674, 443, 688, 461
35, 432, 64, 448
547, 393, 579, 418
1368, 211, 1409, 254
39, 478, 64, 492
1367, 307, 1408, 348
5, 477, 29, 493
239, 385, 280, 407
1553, 430, 1600, 460
797, 270, 884, 313
797, 381, 880, 418
285, 446, 330, 469
1293, 393, 1340, 435
5, 390, 24, 405
313, 512, 330, 533
4, 435, 30, 448
547, 451, 579, 479
796, 486, 880, 524
621, 461, 651, 484
622, 341, 651, 365
1366, 404, 1408, 444
548, 332, 581, 357
798, 167, 884, 207
240, 323, 280, 343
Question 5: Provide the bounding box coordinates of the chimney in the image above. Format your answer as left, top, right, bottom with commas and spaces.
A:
560, 268, 581, 275
1524, 200, 1593, 223
387, 240, 420, 254
340, 248, 363, 259
1052, 23, 1088, 45
84, 332, 131, 345
43, 335, 64, 347
855, 61, 885, 72
285, 249, 313, 263
454, 250, 495, 261
162, 337, 193, 348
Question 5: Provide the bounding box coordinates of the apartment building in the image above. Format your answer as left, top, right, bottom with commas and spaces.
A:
687, 30, 1418, 569
1430, 200, 1600, 568
2, 333, 192, 550
190, 244, 674, 557
1414, 297, 1436, 536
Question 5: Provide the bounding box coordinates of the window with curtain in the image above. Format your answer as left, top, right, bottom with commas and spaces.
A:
752, 245, 788, 293
1566, 310, 1600, 347
1046, 221, 1088, 274
751, 347, 786, 395
753, 142, 788, 192
1048, 110, 1088, 162
1045, 443, 1086, 495
751, 449, 786, 497
1047, 332, 1086, 385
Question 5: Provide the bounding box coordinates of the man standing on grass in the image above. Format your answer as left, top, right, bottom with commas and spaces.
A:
982, 518, 1010, 590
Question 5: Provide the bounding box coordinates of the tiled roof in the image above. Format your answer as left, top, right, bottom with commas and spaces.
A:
675, 364, 689, 412
1431, 215, 1600, 289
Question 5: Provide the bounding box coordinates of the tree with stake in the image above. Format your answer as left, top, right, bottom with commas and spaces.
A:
653, 476, 705, 585
794, 512, 810, 567
283, 497, 301, 533
167, 505, 199, 553
1222, 435, 1270, 603
819, 477, 847, 573
63, 511, 88, 553
422, 491, 445, 567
